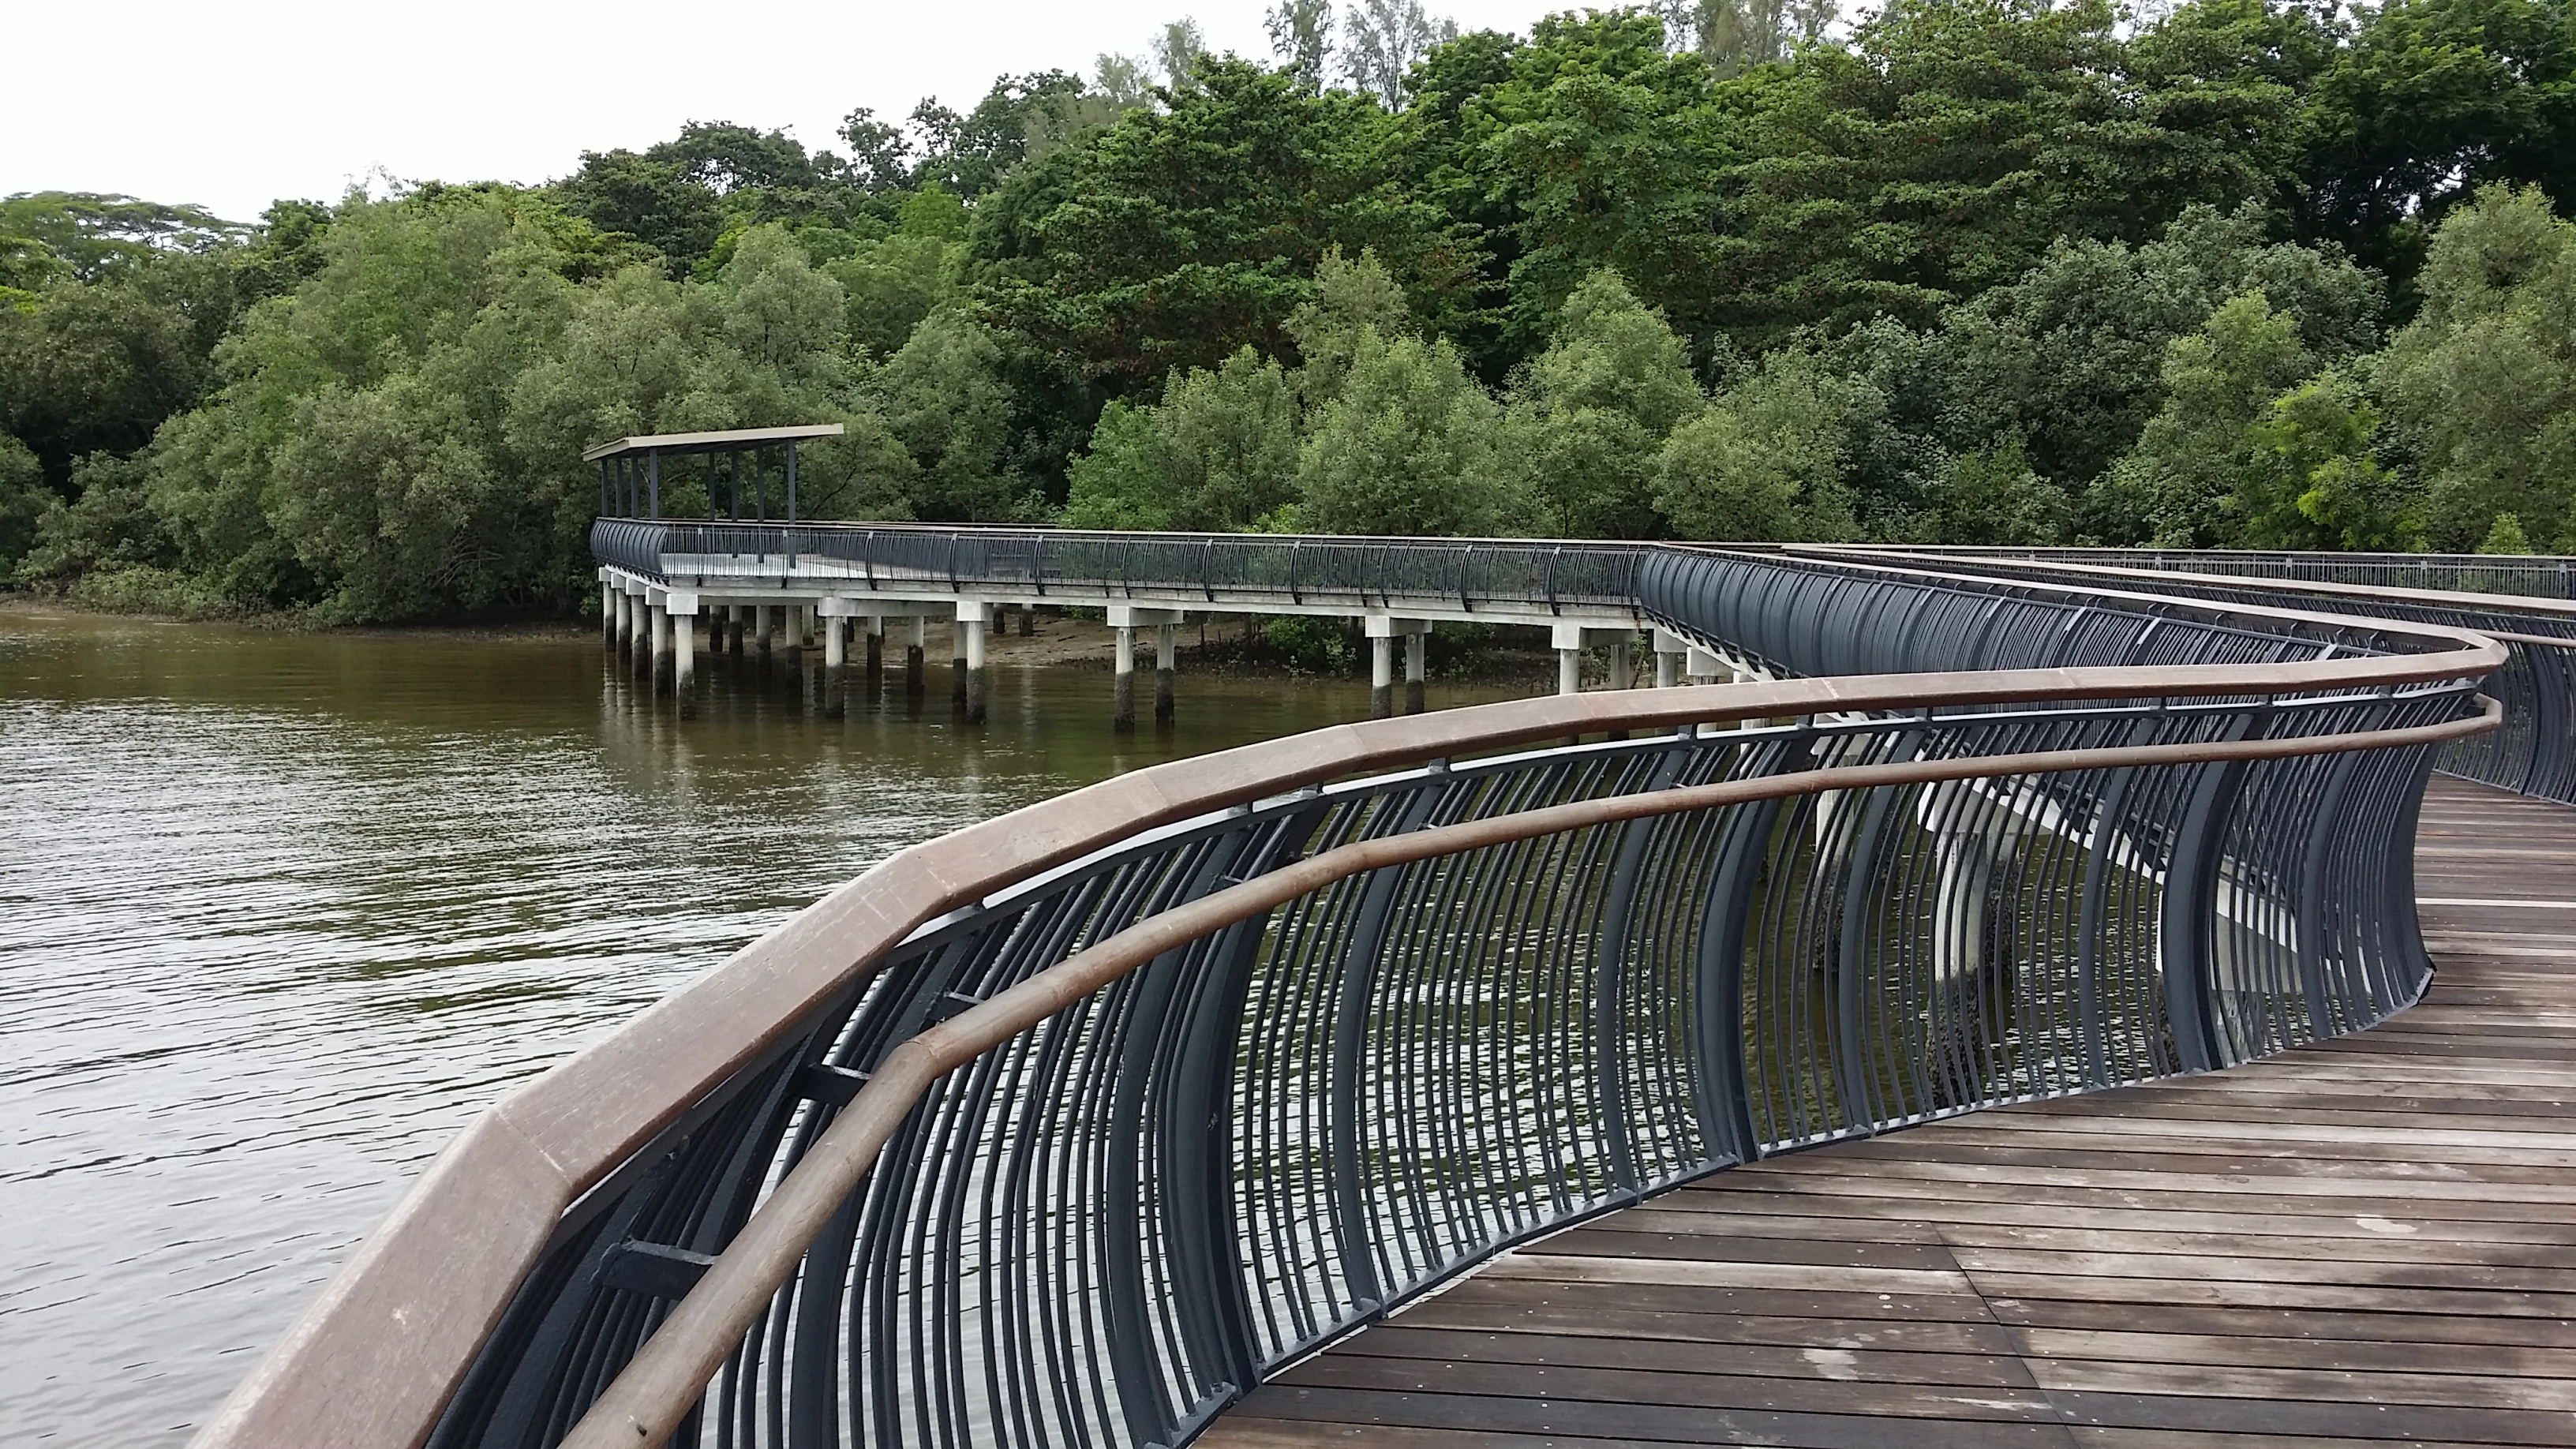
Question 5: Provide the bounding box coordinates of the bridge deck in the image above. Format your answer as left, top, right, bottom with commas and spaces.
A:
1204, 776, 2576, 1449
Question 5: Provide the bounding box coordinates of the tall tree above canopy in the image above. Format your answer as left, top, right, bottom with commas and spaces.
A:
1344, 0, 1462, 106
973, 58, 1459, 388
0, 193, 247, 283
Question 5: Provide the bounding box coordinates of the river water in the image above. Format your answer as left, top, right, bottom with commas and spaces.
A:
0, 609, 1466, 1446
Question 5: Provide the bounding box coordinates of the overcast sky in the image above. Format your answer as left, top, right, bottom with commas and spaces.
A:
7, 0, 1572, 225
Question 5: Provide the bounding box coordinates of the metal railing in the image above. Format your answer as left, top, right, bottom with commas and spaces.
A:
1911, 545, 2576, 599
592, 519, 1647, 615
1809, 547, 2576, 803
192, 545, 2510, 1449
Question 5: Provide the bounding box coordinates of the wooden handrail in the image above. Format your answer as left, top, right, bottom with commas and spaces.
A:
557, 695, 2503, 1448
189, 622, 2508, 1449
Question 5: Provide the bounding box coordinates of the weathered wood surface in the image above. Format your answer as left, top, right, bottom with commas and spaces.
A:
1203, 776, 2576, 1448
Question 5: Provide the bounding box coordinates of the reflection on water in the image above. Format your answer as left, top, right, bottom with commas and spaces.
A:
0, 609, 1473, 1445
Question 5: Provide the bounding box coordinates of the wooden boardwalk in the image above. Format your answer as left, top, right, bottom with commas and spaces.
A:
1204, 777, 2576, 1449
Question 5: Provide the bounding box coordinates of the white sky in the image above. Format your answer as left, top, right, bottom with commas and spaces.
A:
6, 0, 1572, 225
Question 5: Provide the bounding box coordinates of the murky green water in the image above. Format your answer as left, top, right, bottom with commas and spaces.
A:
0, 609, 1507, 1446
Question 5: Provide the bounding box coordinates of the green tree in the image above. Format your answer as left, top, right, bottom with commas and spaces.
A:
875, 305, 1027, 519
1343, 0, 1462, 106
0, 433, 46, 567
1298, 328, 1515, 534
1502, 268, 1702, 537
1653, 346, 1863, 540
2242, 369, 2413, 549
2300, 0, 2576, 286
2372, 184, 2576, 549
2481, 512, 2535, 553
1283, 245, 1414, 403
2099, 290, 2327, 546
975, 58, 1455, 388
1065, 346, 1301, 530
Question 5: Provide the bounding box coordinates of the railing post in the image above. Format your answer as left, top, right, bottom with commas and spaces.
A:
1690, 738, 1810, 1164
1155, 809, 1321, 1425
2159, 709, 2262, 1073
1326, 784, 1449, 1316
1830, 732, 1915, 1125
1591, 747, 1692, 1191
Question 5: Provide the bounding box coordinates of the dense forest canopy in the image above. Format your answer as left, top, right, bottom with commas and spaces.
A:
9, 0, 2576, 622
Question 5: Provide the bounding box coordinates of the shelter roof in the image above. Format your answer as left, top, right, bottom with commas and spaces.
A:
582, 424, 844, 462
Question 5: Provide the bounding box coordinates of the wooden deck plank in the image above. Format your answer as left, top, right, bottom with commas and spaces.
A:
1201, 777, 2576, 1447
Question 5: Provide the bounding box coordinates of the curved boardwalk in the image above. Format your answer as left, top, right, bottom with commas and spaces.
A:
1204, 777, 2576, 1449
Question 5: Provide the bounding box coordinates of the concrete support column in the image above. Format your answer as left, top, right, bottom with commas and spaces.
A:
1113, 626, 1136, 732
957, 601, 990, 724
599, 575, 616, 653
1686, 645, 1724, 687
1653, 629, 1687, 689
669, 594, 698, 718
1607, 631, 1634, 691
1154, 622, 1175, 724
725, 605, 743, 657
1367, 616, 1428, 719
1019, 604, 1035, 637
612, 588, 631, 658
904, 616, 927, 699
631, 591, 652, 683
649, 600, 672, 696
1406, 631, 1427, 714
1552, 622, 1586, 696
822, 611, 848, 719
757, 604, 777, 670
863, 615, 884, 678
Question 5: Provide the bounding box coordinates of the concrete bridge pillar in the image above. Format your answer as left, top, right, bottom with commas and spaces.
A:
1107, 605, 1183, 732
723, 605, 741, 658
598, 572, 616, 653
1406, 630, 1427, 714
756, 605, 777, 672
1653, 629, 1688, 689
1019, 602, 1035, 637
1366, 616, 1428, 719
631, 590, 653, 684
1155, 622, 1176, 724
863, 615, 884, 679
1112, 623, 1136, 732
905, 616, 927, 699
1553, 622, 1586, 696
956, 601, 990, 724
648, 598, 672, 696
1607, 631, 1634, 691
612, 587, 631, 661
818, 600, 852, 720
668, 592, 698, 717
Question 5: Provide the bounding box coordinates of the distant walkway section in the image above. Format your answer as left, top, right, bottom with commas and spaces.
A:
1209, 774, 2576, 1448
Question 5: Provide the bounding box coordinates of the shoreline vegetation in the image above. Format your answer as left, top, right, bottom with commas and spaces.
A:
11, 0, 2576, 633
0, 593, 1574, 687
